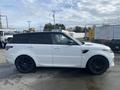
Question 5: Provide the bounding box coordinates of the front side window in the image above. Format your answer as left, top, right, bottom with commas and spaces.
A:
12, 33, 52, 44
52, 33, 77, 45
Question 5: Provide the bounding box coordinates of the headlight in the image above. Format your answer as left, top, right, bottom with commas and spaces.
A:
102, 49, 113, 53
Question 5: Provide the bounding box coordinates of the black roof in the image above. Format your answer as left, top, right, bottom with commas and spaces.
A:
14, 32, 63, 36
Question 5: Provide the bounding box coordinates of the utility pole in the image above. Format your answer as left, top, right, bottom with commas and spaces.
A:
5, 16, 8, 29
27, 21, 31, 30
39, 25, 43, 32
84, 26, 87, 41
0, 11, 2, 29
52, 10, 56, 29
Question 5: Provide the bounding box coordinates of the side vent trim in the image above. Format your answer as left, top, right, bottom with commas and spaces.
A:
82, 50, 89, 54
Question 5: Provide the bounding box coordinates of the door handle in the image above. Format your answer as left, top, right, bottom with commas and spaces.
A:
54, 47, 59, 49
28, 46, 33, 48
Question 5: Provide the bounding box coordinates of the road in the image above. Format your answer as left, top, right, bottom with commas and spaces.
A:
0, 49, 120, 90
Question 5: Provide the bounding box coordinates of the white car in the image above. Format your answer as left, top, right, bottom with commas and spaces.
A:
6, 32, 114, 75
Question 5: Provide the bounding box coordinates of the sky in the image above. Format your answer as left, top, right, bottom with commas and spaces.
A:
0, 0, 120, 29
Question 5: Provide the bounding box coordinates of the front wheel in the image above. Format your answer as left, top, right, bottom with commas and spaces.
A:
15, 56, 36, 73
87, 56, 109, 75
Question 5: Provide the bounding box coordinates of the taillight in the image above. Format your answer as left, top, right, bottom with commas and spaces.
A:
5, 46, 13, 50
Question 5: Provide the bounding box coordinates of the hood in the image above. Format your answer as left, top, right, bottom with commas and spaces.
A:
83, 42, 110, 50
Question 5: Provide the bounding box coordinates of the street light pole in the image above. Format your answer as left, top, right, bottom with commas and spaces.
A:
52, 10, 56, 29
27, 21, 31, 30
0, 12, 2, 29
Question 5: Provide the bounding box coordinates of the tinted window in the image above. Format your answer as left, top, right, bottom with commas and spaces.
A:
52, 33, 77, 45
13, 34, 29, 43
7, 37, 13, 43
29, 33, 52, 44
12, 33, 52, 44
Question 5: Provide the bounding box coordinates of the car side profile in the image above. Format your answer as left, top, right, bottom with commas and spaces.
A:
6, 32, 114, 75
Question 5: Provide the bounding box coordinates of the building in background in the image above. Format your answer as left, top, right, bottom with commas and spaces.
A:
62, 30, 85, 41
94, 24, 120, 51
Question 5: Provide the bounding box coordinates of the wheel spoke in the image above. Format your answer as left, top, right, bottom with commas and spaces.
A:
88, 57, 108, 75
15, 56, 35, 73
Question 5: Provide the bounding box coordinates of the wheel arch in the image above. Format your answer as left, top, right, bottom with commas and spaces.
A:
86, 55, 109, 68
15, 54, 36, 66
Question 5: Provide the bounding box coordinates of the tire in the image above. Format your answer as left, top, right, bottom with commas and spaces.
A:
0, 41, 2, 48
87, 55, 109, 75
15, 55, 36, 73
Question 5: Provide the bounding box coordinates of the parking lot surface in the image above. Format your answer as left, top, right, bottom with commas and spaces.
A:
0, 49, 120, 90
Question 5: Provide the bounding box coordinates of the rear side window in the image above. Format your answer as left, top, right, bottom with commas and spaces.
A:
11, 33, 52, 44
12, 34, 29, 43
29, 33, 52, 44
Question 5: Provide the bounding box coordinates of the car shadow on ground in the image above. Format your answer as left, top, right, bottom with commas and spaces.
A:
35, 67, 92, 78
0, 65, 100, 80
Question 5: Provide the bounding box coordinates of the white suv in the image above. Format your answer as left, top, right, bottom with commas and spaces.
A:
6, 32, 114, 75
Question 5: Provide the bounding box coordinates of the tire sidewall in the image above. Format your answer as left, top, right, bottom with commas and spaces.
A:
15, 56, 36, 73
87, 56, 109, 75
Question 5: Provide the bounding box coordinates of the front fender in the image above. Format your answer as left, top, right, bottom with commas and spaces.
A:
80, 50, 114, 68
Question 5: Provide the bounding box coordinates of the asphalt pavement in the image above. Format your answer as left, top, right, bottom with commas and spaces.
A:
0, 49, 120, 90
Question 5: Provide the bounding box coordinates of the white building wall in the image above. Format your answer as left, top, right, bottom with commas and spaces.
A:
95, 25, 120, 40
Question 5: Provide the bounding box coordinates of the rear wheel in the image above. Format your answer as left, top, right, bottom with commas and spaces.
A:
87, 56, 109, 75
15, 55, 36, 73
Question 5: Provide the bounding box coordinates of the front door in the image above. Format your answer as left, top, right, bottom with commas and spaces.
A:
52, 33, 82, 67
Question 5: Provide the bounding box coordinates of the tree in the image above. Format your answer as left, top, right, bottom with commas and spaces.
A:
43, 23, 66, 31
54, 23, 66, 30
74, 26, 83, 33
83, 27, 88, 33
29, 28, 36, 32
23, 27, 36, 33
60, 24, 66, 30
44, 23, 53, 31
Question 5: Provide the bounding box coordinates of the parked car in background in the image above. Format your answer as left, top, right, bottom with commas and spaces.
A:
6, 32, 114, 75
0, 31, 13, 48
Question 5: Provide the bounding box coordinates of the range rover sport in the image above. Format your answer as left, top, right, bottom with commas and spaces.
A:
6, 32, 114, 75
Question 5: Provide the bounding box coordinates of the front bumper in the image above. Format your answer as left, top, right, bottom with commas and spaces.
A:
108, 52, 115, 67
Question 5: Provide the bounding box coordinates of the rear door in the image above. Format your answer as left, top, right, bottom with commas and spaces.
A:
29, 33, 53, 66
